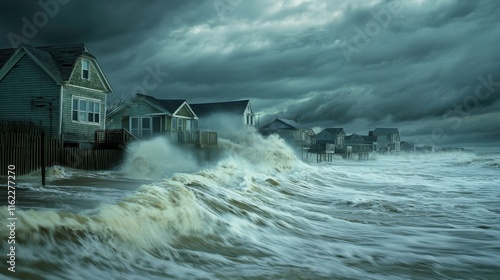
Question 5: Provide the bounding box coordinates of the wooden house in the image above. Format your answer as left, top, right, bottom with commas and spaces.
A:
189, 100, 255, 134
259, 118, 314, 147
344, 133, 378, 153
0, 43, 112, 148
314, 128, 346, 152
106, 94, 216, 146
371, 128, 401, 152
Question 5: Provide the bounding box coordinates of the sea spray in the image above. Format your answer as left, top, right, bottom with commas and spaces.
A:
119, 137, 200, 180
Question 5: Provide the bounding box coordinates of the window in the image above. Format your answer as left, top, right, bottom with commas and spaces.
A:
131, 117, 139, 138
82, 59, 90, 79
130, 116, 158, 138
171, 118, 177, 131
141, 117, 152, 138
72, 97, 100, 124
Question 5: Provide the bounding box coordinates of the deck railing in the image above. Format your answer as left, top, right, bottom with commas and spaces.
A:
95, 129, 138, 146
175, 130, 217, 146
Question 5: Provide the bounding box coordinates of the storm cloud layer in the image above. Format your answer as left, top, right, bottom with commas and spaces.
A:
1, 0, 499, 148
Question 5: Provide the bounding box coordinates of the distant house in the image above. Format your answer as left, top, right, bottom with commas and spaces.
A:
344, 133, 378, 153
400, 141, 416, 152
189, 100, 255, 136
371, 128, 401, 152
106, 93, 207, 140
0, 43, 113, 147
259, 118, 314, 147
314, 128, 346, 152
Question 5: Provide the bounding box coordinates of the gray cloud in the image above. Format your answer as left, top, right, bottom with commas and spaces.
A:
1, 0, 499, 148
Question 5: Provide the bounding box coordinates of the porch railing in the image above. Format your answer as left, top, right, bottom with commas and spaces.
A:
95, 129, 138, 146
175, 130, 217, 146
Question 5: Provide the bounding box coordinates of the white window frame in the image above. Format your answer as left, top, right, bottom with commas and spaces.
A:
71, 96, 101, 125
130, 116, 158, 138
82, 59, 90, 80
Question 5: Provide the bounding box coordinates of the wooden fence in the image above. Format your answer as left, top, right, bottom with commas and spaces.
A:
0, 133, 124, 176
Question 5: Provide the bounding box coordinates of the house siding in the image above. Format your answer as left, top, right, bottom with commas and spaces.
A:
0, 54, 61, 138
106, 99, 163, 130
175, 105, 192, 118
61, 85, 106, 142
69, 57, 107, 91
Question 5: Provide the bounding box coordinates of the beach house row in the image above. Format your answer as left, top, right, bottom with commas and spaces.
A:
0, 43, 256, 149
257, 117, 401, 154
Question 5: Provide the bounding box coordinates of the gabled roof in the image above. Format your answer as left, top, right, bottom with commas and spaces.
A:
139, 94, 186, 115
107, 94, 197, 118
323, 128, 345, 136
373, 128, 399, 135
0, 43, 111, 91
345, 133, 377, 144
190, 100, 251, 117
260, 118, 302, 130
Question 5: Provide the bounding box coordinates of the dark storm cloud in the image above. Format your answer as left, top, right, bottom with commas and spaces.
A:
1, 0, 499, 147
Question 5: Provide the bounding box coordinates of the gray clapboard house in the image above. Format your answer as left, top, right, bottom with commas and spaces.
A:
106, 94, 217, 146
314, 128, 346, 152
371, 128, 401, 152
344, 133, 378, 153
189, 100, 255, 135
0, 43, 112, 147
259, 118, 314, 147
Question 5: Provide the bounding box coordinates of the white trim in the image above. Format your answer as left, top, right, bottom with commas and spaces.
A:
67, 55, 113, 92
59, 85, 64, 138
81, 59, 90, 80
107, 94, 170, 118
71, 95, 102, 125
172, 101, 199, 119
65, 83, 107, 93
104, 92, 107, 130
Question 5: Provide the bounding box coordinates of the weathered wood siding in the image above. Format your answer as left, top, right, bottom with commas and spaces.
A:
175, 105, 192, 117
61, 85, 106, 142
314, 131, 337, 143
69, 57, 107, 91
0, 55, 61, 138
106, 99, 163, 130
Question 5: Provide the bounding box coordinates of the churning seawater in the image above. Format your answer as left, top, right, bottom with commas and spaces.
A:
1, 134, 499, 280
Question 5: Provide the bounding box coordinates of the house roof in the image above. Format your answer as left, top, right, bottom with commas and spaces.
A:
373, 128, 399, 135
323, 128, 345, 135
138, 94, 186, 114
345, 133, 378, 144
260, 118, 303, 130
107, 94, 196, 118
190, 100, 250, 117
0, 43, 111, 91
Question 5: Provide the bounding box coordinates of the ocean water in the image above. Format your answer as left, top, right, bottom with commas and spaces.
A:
1, 134, 499, 280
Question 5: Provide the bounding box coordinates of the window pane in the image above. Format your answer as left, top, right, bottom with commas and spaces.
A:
94, 113, 100, 123
142, 118, 151, 129
79, 111, 86, 122
89, 102, 94, 112
88, 113, 94, 123
152, 117, 161, 133
131, 117, 139, 129
80, 100, 87, 111
72, 111, 78, 121
73, 98, 78, 109
172, 118, 176, 131
95, 102, 100, 113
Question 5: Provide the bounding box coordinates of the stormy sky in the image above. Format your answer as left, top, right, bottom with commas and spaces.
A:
1, 0, 499, 149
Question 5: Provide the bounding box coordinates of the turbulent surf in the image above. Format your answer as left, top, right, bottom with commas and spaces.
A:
1, 134, 499, 279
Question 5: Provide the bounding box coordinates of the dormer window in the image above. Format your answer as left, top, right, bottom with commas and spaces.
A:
82, 59, 90, 80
